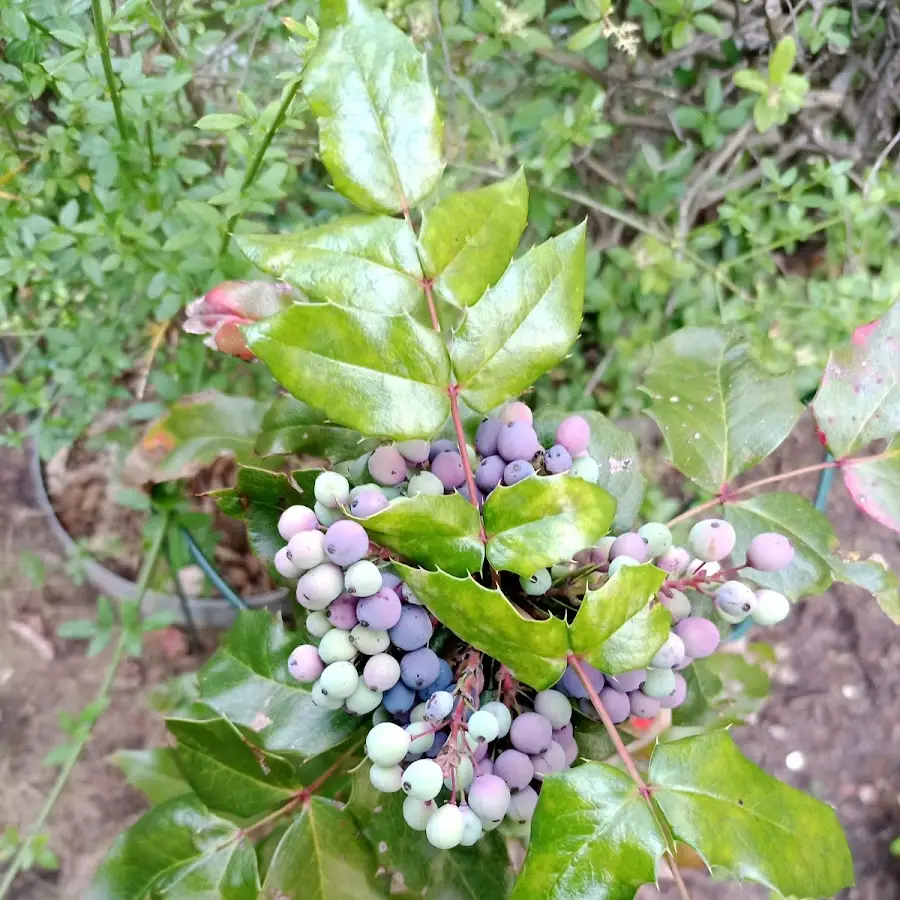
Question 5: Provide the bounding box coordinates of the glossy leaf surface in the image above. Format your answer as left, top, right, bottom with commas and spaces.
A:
840, 437, 900, 533
109, 748, 190, 805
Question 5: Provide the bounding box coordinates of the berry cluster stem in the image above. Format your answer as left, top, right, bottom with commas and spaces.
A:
448, 384, 487, 539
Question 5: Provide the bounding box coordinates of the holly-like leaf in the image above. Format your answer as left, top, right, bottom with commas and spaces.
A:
236, 216, 426, 316
452, 223, 587, 413
725, 492, 838, 598
840, 437, 900, 532
835, 555, 900, 624
198, 611, 359, 762
212, 466, 318, 568
395, 566, 569, 690
167, 717, 301, 819
109, 748, 190, 805
419, 171, 528, 309
128, 392, 265, 483
301, 0, 443, 214
351, 493, 484, 576
512, 762, 667, 900
245, 303, 451, 440
643, 329, 803, 493
87, 795, 260, 899
533, 408, 646, 530
260, 797, 384, 900
482, 474, 616, 576
673, 654, 769, 728
812, 301, 900, 458
255, 395, 378, 460
650, 730, 854, 898
347, 762, 512, 900
568, 565, 669, 675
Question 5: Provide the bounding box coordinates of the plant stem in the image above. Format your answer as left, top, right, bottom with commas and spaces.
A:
448, 385, 486, 536
91, 0, 129, 146
0, 513, 172, 900
218, 80, 301, 258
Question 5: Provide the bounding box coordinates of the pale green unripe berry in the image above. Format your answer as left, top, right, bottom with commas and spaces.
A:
403, 796, 437, 831
444, 756, 474, 790
317, 628, 357, 664
752, 589, 790, 625
638, 522, 673, 557
345, 682, 383, 716
314, 501, 343, 526
314, 471, 351, 508
520, 568, 551, 595
406, 721, 436, 754
408, 471, 444, 497
467, 710, 499, 743
608, 556, 640, 576
642, 667, 676, 698
402, 758, 444, 800
319, 661, 359, 699
344, 560, 382, 597
297, 563, 344, 611
366, 722, 411, 766
347, 453, 373, 485
369, 764, 403, 792
459, 805, 483, 846
426, 803, 465, 850
533, 689, 572, 728
349, 625, 390, 655
688, 518, 736, 562
715, 580, 757, 623
409, 702, 428, 723
570, 456, 600, 483
480, 701, 512, 738
305, 610, 333, 639
311, 681, 344, 710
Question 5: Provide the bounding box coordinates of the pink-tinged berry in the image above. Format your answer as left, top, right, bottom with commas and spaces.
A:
555, 415, 591, 455
746, 532, 795, 571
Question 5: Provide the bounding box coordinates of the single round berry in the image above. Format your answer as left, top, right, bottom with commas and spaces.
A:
747, 532, 795, 572
349, 624, 391, 655
396, 439, 431, 464
605, 669, 646, 693
520, 568, 552, 596
590, 536, 616, 565
503, 459, 534, 486
553, 722, 574, 747
686, 559, 721, 579
400, 648, 440, 691
389, 605, 434, 651
500, 401, 533, 425
476, 455, 506, 493
287, 644, 323, 683
659, 588, 692, 623
326, 594, 359, 631
278, 505, 319, 541
369, 764, 403, 793
426, 730, 448, 759
555, 415, 590, 455
650, 632, 686, 669
629, 690, 661, 719
343, 560, 382, 597
459, 805, 484, 846
509, 712, 553, 755
428, 439, 455, 461
507, 786, 539, 824
570, 456, 600, 483
638, 522, 673, 557
406, 721, 436, 755
656, 546, 691, 575
480, 701, 512, 738
356, 587, 402, 630
714, 580, 757, 623
752, 588, 790, 625
425, 690, 454, 721
345, 682, 383, 715
403, 758, 444, 801
311, 681, 344, 710
350, 490, 389, 518
318, 661, 359, 699
476, 417, 504, 456
368, 446, 408, 486
419, 659, 454, 699
544, 444, 573, 474
674, 617, 720, 659
531, 740, 567, 780
467, 709, 500, 743
363, 653, 401, 691
408, 471, 444, 497
598, 686, 630, 724
494, 748, 534, 789
305, 610, 332, 639
399, 583, 423, 606
314, 471, 351, 509
432, 451, 465, 490
610, 532, 651, 564
426, 803, 465, 850
403, 796, 437, 831
533, 689, 572, 729
658, 672, 688, 709
563, 740, 579, 766
688, 518, 736, 562
296, 563, 344, 610
608, 556, 641, 576
274, 546, 301, 579
468, 773, 511, 824
497, 421, 540, 462
286, 530, 327, 571
366, 722, 412, 766
323, 520, 369, 567
641, 667, 676, 699
559, 662, 604, 698
383, 681, 417, 714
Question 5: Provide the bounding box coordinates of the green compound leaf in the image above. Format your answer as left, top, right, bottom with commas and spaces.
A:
841, 436, 900, 533
512, 763, 667, 900
419, 170, 528, 309
301, 0, 443, 214
198, 610, 359, 763
236, 216, 426, 316
533, 408, 646, 530
452, 223, 586, 413
568, 565, 669, 675
108, 748, 190, 806
483, 474, 616, 576
255, 395, 379, 460
395, 566, 569, 690
260, 797, 384, 900
87, 795, 260, 900
246, 303, 451, 440
643, 328, 803, 494
348, 762, 512, 900
351, 493, 484, 576
812, 301, 900, 458
650, 730, 854, 898
167, 717, 300, 819
725, 492, 839, 599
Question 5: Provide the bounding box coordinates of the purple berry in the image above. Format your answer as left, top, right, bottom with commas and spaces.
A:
383, 681, 417, 714
555, 416, 590, 455
431, 451, 465, 490
559, 662, 604, 698
503, 459, 534, 486
746, 532, 795, 572
368, 446, 408, 486
428, 439, 456, 461
544, 444, 573, 474
351, 491, 389, 518
381, 570, 402, 591
493, 749, 534, 789
629, 690, 660, 719
553, 723, 574, 747
356, 587, 402, 630
388, 605, 434, 651
476, 455, 505, 492
597, 686, 630, 724
397, 440, 431, 464
605, 669, 646, 693
324, 520, 370, 567
426, 730, 448, 758
500, 401, 533, 425
609, 532, 650, 564
688, 518, 736, 562
288, 644, 323, 683
363, 653, 401, 691
419, 659, 454, 699
531, 741, 566, 780
468, 774, 511, 822
509, 712, 553, 755
674, 617, 720, 659
656, 546, 691, 575
476, 418, 503, 456
400, 648, 440, 690
480, 758, 494, 776
456, 483, 483, 506
326, 594, 359, 630
658, 673, 687, 709
497, 422, 540, 463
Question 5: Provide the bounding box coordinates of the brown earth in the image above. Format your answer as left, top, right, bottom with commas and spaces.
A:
1, 420, 899, 899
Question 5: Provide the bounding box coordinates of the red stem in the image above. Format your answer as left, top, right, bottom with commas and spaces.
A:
448, 384, 487, 540
423, 277, 441, 332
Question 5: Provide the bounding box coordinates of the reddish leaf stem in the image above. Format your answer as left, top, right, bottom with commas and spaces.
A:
422, 277, 441, 333
448, 384, 487, 540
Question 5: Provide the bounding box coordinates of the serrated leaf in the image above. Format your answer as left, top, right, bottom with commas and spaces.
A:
198, 611, 359, 762
835, 556, 900, 624
351, 493, 484, 576
650, 730, 854, 898
452, 223, 586, 412
260, 797, 384, 900
212, 466, 317, 569
419, 171, 528, 309
840, 437, 900, 532
246, 303, 451, 440
673, 654, 769, 728
643, 328, 803, 493
483, 474, 616, 576
396, 566, 568, 689
724, 492, 837, 598
133, 392, 265, 483
167, 717, 300, 818
347, 762, 511, 899
512, 763, 667, 900
533, 408, 646, 530
109, 748, 190, 805
255, 395, 378, 460
87, 795, 260, 899
568, 565, 669, 674
236, 216, 426, 316
812, 301, 900, 458
301, 0, 443, 213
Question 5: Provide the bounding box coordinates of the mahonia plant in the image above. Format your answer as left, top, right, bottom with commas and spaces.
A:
91, 0, 900, 897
